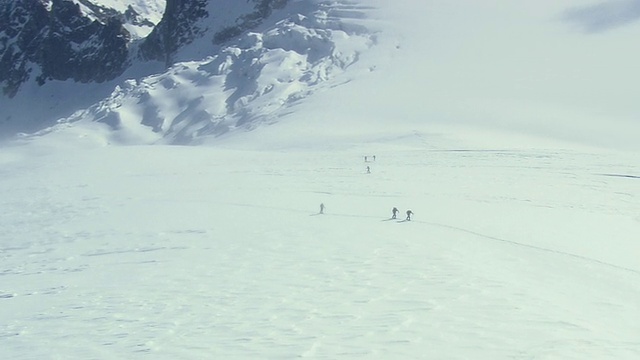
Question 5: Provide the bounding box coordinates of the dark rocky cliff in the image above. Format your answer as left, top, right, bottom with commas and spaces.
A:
139, 0, 288, 64
1, 0, 291, 98
138, 0, 208, 65
0, 0, 130, 97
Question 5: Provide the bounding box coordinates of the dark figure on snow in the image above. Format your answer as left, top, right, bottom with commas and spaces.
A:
364, 156, 368, 162
366, 166, 371, 173
392, 207, 399, 219
373, 155, 376, 161
406, 210, 413, 221
319, 203, 325, 214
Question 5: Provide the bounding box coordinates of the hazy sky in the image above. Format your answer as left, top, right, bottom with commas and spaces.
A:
361, 0, 640, 149
563, 0, 640, 33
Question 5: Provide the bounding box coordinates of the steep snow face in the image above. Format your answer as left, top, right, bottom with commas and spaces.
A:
72, 0, 166, 38
77, 0, 166, 23
49, 1, 376, 145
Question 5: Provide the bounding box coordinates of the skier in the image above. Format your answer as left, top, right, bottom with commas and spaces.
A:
373, 155, 376, 161
366, 166, 371, 173
364, 156, 368, 162
392, 207, 399, 219
319, 203, 325, 214
406, 209, 413, 221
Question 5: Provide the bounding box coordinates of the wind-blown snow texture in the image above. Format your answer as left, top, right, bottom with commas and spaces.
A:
1, 129, 639, 358
1, 0, 640, 359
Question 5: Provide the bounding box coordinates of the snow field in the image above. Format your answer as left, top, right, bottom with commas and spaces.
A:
2, 0, 638, 356
1, 134, 639, 359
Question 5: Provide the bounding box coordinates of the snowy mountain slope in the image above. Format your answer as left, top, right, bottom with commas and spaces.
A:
35, 0, 377, 145
4, 0, 639, 149
0, 0, 377, 143
75, 0, 165, 24
73, 0, 166, 38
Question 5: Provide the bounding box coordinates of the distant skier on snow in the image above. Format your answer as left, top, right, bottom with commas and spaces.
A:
392, 207, 399, 219
319, 203, 325, 214
406, 210, 413, 221
366, 166, 371, 173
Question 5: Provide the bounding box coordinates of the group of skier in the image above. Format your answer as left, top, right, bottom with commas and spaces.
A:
319, 204, 413, 221
365, 155, 376, 174
392, 207, 413, 221
318, 156, 414, 220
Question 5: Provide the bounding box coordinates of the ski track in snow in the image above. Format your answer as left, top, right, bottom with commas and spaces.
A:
210, 200, 640, 276
1, 140, 639, 359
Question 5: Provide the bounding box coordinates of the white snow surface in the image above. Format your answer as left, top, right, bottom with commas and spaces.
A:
74, 0, 166, 38
1, 123, 640, 359
2, 0, 640, 359
73, 0, 165, 19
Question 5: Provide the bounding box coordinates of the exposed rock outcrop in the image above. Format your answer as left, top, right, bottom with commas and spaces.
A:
0, 0, 130, 97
